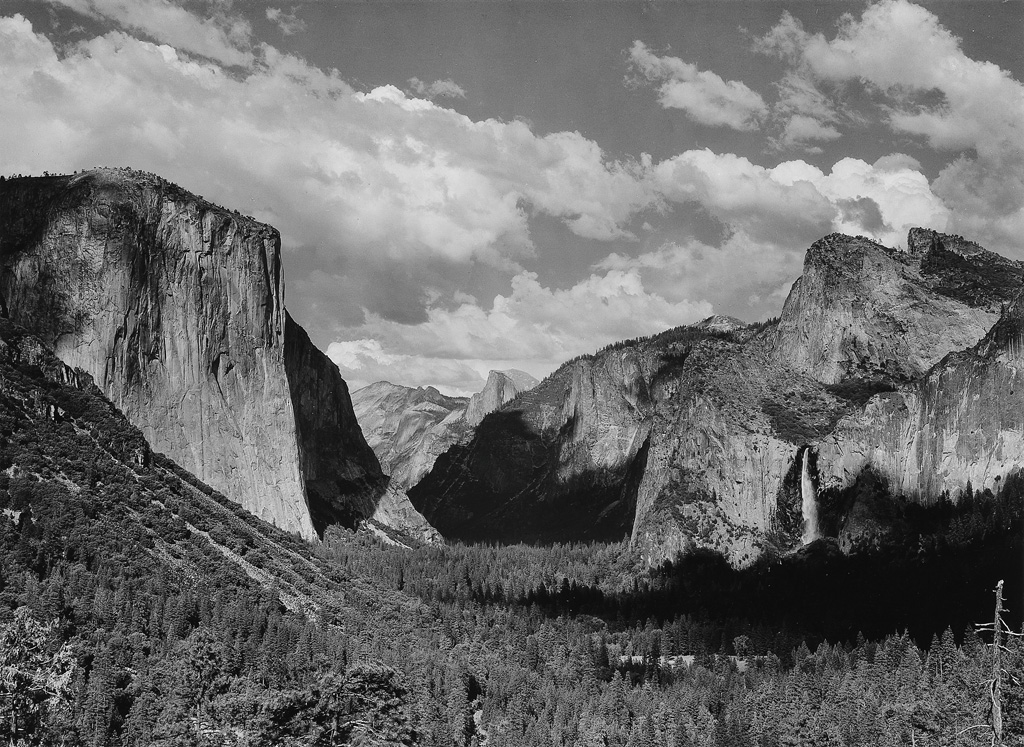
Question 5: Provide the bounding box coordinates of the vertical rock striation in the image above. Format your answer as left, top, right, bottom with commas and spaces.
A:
817, 297, 1024, 505
0, 169, 434, 542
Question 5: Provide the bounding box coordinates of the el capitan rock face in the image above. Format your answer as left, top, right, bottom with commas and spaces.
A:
0, 168, 435, 542
413, 233, 1024, 565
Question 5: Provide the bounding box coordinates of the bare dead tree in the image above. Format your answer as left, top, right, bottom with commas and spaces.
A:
970, 579, 1024, 746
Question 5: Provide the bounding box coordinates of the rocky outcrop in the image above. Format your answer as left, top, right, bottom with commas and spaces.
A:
352, 382, 470, 490
773, 232, 1022, 384
817, 297, 1024, 505
413, 230, 1024, 565
410, 342, 659, 543
353, 371, 537, 491
631, 339, 856, 566
464, 369, 538, 426
0, 168, 435, 542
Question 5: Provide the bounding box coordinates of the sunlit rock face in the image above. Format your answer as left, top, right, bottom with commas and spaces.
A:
415, 231, 1024, 567
352, 370, 538, 493
817, 298, 1024, 508
465, 369, 538, 426
352, 382, 471, 490
630, 334, 850, 567
773, 231, 1022, 385
0, 169, 435, 542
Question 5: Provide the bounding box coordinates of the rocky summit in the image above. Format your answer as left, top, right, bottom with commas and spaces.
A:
465, 369, 539, 426
0, 169, 436, 543
352, 369, 538, 491
412, 231, 1024, 565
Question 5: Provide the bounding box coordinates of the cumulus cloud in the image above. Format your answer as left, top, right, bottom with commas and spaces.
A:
329, 339, 486, 396
598, 232, 803, 322
0, 4, 973, 390
757, 0, 1024, 252
328, 143, 950, 388
0, 16, 662, 307
771, 155, 950, 246
649, 149, 836, 245
775, 114, 841, 154
51, 0, 253, 66
600, 152, 951, 322
629, 41, 767, 131
329, 268, 712, 394
266, 7, 306, 36
408, 77, 466, 100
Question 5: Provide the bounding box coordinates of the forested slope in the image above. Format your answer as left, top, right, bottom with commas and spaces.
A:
1, 314, 1020, 746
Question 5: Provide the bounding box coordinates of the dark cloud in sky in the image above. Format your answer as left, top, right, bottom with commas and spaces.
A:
837, 197, 888, 235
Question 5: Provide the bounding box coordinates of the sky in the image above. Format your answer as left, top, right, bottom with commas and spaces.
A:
1, 0, 1022, 395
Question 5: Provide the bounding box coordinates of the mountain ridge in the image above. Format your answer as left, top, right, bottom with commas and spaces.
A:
352, 368, 538, 491
411, 228, 1024, 565
0, 168, 435, 543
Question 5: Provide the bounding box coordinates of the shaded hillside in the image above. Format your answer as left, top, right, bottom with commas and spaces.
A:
0, 317, 447, 744
410, 327, 717, 543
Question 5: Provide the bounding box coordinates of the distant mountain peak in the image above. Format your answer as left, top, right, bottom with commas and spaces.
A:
696, 315, 747, 333
465, 369, 539, 426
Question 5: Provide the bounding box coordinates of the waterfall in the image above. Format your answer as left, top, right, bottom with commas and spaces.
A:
800, 447, 820, 544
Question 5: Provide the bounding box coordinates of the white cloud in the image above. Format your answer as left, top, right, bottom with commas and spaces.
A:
408, 77, 466, 100
649, 149, 836, 244
329, 339, 486, 396
52, 0, 253, 66
598, 232, 803, 322
329, 268, 712, 394
266, 7, 306, 36
0, 16, 659, 276
776, 114, 841, 153
771, 155, 950, 246
0, 6, 971, 391
757, 0, 1024, 253
629, 41, 767, 131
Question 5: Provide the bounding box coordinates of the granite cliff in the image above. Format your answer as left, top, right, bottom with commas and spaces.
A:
412, 231, 1024, 565
465, 369, 539, 426
0, 169, 435, 543
352, 382, 471, 491
410, 338, 660, 543
352, 369, 537, 491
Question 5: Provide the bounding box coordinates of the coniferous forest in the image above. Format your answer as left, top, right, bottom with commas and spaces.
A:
0, 315, 1021, 746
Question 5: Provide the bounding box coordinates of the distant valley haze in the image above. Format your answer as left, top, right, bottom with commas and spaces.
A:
2, 0, 1022, 396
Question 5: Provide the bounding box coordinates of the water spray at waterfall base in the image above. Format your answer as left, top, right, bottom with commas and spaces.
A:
801, 447, 820, 545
